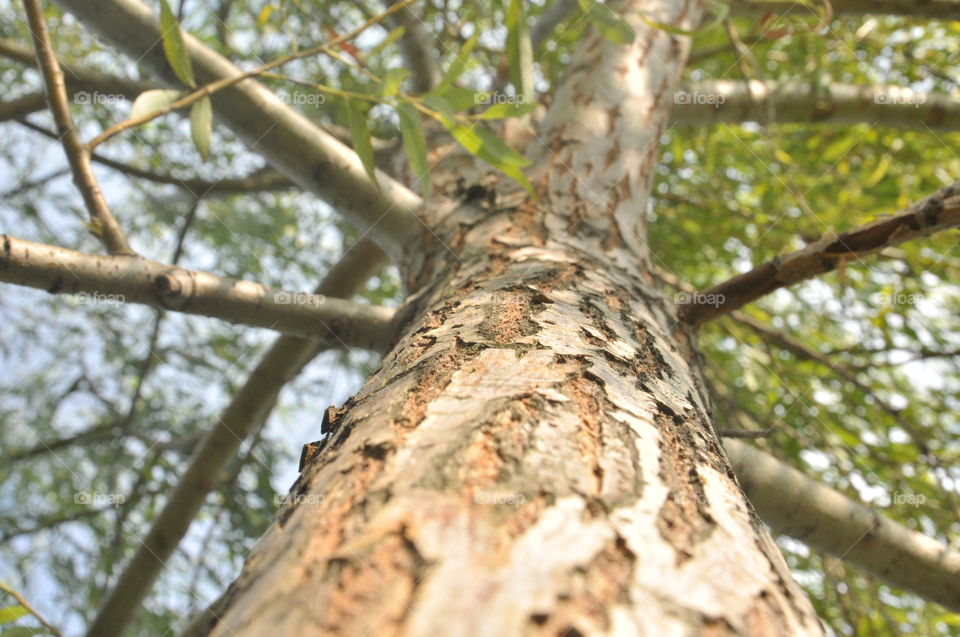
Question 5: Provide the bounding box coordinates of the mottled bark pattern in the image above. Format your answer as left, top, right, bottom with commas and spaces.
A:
201, 1, 824, 634
203, 192, 820, 636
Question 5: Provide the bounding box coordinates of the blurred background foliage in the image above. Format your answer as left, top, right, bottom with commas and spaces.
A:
0, 0, 957, 634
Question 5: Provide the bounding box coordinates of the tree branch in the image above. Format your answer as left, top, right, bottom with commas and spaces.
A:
53, 0, 424, 263
731, 310, 960, 522
16, 118, 297, 196
0, 234, 396, 351
728, 0, 960, 19
0, 36, 154, 98
528, 0, 958, 53
725, 439, 960, 611
678, 181, 960, 327
22, 0, 134, 255
83, 239, 386, 637
671, 80, 960, 131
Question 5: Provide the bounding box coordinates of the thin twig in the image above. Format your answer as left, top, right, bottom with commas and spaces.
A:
85, 0, 419, 150
22, 0, 135, 255
678, 181, 960, 327
0, 582, 64, 637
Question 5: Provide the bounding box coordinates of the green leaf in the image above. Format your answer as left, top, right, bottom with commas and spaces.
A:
506, 0, 534, 102
190, 96, 213, 161
159, 0, 197, 88
396, 102, 430, 197
344, 99, 377, 184
421, 94, 458, 124
425, 85, 481, 113
578, 0, 635, 45
477, 101, 537, 120
442, 120, 533, 193
129, 89, 183, 119
439, 32, 480, 90
381, 68, 410, 97
0, 628, 51, 636
0, 606, 27, 624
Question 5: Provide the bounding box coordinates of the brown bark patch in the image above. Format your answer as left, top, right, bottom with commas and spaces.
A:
478, 293, 541, 344
320, 533, 426, 636
395, 339, 480, 432
655, 404, 715, 564
564, 376, 606, 494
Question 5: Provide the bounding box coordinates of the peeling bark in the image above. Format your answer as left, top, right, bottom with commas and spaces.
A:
197, 192, 822, 636
176, 1, 826, 635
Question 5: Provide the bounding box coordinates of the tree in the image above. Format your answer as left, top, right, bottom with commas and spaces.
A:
1, 0, 958, 635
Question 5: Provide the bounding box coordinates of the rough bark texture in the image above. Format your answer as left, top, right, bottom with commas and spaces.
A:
196, 2, 823, 635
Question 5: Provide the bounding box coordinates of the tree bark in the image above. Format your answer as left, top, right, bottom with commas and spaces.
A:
193, 1, 824, 635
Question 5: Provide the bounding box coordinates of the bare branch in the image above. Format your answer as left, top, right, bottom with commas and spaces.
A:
0, 92, 48, 123
0, 583, 64, 637
528, 0, 956, 58
678, 181, 960, 327
84, 239, 386, 637
728, 0, 960, 19
725, 439, 960, 611
22, 0, 134, 255
671, 80, 960, 131
0, 234, 396, 351
53, 0, 424, 262
732, 310, 960, 522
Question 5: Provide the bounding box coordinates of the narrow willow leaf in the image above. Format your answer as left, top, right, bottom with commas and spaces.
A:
0, 605, 28, 624
130, 89, 183, 119
396, 102, 430, 197
442, 120, 533, 193
439, 32, 480, 90
381, 68, 410, 97
506, 0, 534, 102
477, 101, 537, 120
578, 0, 635, 44
344, 99, 377, 184
190, 96, 213, 161
425, 85, 480, 113
421, 94, 457, 125
159, 0, 197, 88
0, 627, 51, 636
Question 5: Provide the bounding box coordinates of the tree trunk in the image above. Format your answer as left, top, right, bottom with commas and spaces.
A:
191, 1, 824, 635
